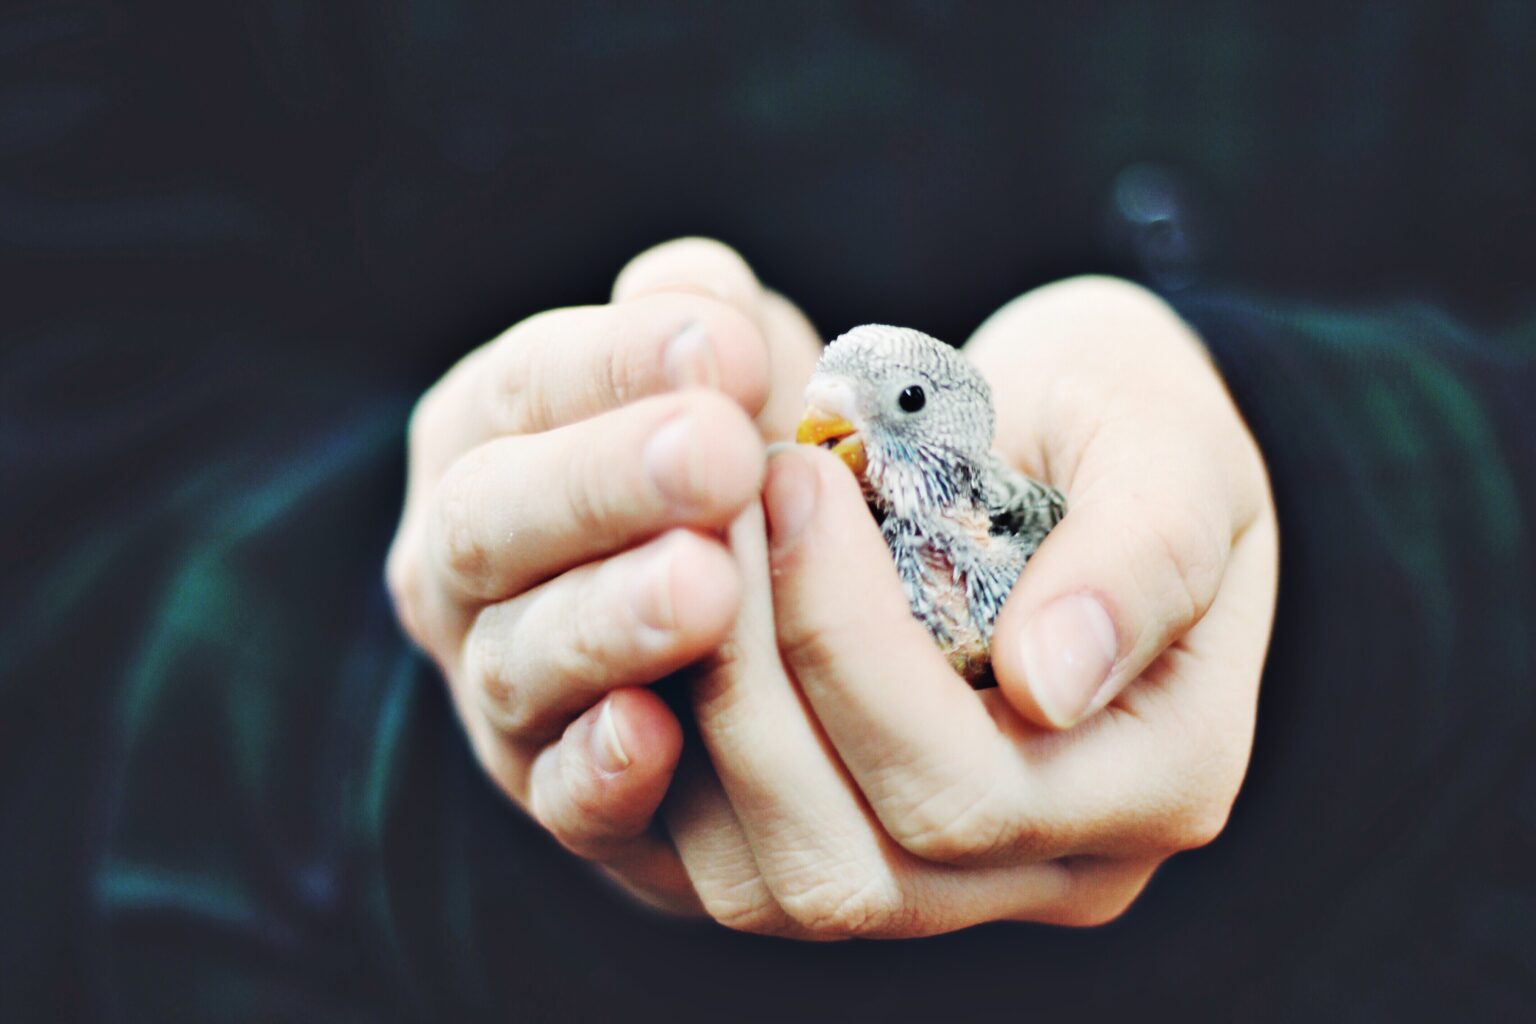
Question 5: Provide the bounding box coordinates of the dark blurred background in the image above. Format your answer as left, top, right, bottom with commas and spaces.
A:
2, 2, 1534, 1021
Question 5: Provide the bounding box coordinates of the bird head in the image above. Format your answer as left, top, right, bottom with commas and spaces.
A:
796, 325, 996, 515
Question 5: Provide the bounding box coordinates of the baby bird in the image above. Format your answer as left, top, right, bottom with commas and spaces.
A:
795, 325, 1066, 682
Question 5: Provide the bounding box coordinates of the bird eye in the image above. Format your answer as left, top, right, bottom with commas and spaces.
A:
897, 384, 926, 413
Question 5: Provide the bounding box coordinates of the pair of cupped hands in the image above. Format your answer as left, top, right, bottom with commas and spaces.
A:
386, 239, 1278, 937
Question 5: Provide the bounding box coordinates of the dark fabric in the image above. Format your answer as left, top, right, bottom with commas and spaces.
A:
4, 3, 1535, 1021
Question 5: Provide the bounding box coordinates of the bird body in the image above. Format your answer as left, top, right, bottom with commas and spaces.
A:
796, 325, 1065, 682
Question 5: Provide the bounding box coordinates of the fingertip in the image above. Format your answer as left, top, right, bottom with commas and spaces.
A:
686, 391, 769, 523
581, 688, 684, 824
651, 528, 744, 652
611, 238, 773, 418
763, 444, 821, 551
991, 591, 1120, 730
803, 442, 872, 506
533, 689, 684, 853
611, 237, 761, 311
765, 443, 871, 537
989, 622, 1051, 728
603, 687, 685, 781
697, 303, 772, 419
994, 479, 1227, 730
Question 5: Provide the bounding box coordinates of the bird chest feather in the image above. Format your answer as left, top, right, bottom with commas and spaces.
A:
883, 505, 1022, 683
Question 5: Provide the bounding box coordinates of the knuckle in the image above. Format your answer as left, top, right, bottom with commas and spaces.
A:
556, 626, 608, 687
1165, 797, 1234, 853
384, 546, 426, 638
599, 322, 648, 409
698, 881, 788, 937
383, 545, 411, 606
549, 613, 614, 695
1158, 705, 1249, 853
777, 874, 903, 940
887, 774, 1017, 864
775, 614, 844, 681
472, 649, 537, 737
405, 385, 447, 464
482, 310, 567, 436
432, 456, 497, 599
530, 744, 628, 856
556, 768, 622, 842
1042, 863, 1155, 928
524, 769, 561, 836
1133, 512, 1225, 631
563, 439, 622, 537
486, 346, 546, 437
1057, 890, 1141, 929
461, 621, 516, 722
534, 810, 609, 865
774, 573, 861, 675
704, 633, 749, 677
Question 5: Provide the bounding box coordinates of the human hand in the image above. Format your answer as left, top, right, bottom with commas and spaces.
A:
385, 238, 821, 913
662, 276, 1278, 935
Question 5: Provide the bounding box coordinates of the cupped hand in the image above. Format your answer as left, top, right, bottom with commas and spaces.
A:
384, 238, 821, 913
664, 276, 1278, 936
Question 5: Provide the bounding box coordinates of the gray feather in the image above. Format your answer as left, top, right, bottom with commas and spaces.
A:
983, 455, 1066, 555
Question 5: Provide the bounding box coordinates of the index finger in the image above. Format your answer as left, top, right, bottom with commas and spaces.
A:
761, 446, 1016, 855
410, 293, 771, 486
614, 237, 824, 442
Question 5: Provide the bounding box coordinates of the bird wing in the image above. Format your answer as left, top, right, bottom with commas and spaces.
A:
982, 454, 1066, 557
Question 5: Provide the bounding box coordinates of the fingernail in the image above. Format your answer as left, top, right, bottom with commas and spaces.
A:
590, 699, 631, 774
1020, 594, 1118, 728
627, 539, 676, 631
763, 448, 817, 548
663, 322, 718, 389
644, 416, 703, 505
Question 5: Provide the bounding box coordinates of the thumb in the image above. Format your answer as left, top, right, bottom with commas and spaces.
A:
990, 416, 1238, 729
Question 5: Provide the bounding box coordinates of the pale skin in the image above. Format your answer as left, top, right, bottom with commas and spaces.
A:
385, 238, 1279, 935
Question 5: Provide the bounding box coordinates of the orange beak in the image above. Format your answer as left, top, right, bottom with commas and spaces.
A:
796, 406, 867, 476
